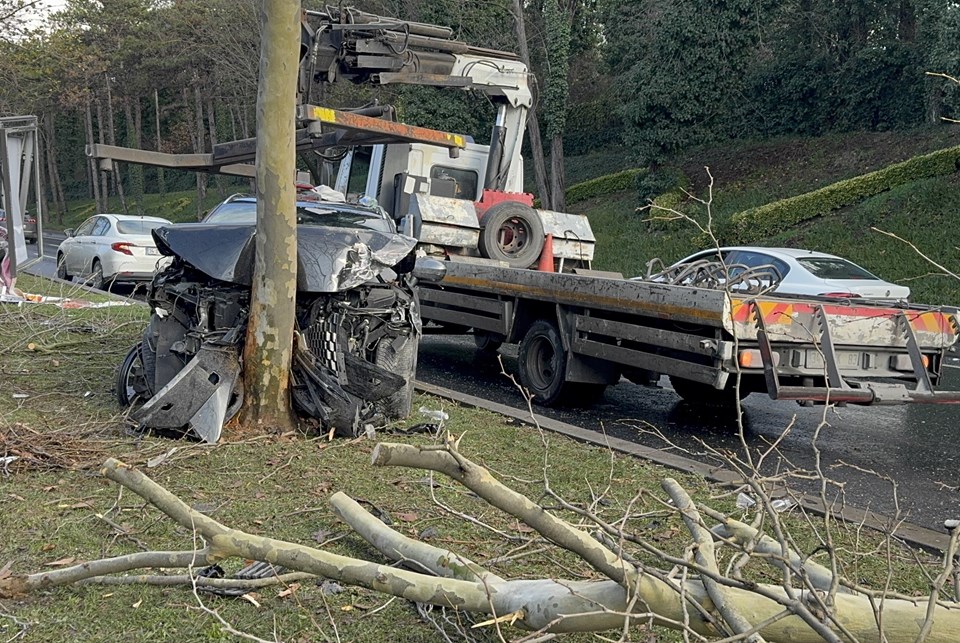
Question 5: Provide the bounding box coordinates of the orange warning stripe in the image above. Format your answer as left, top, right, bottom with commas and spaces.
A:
730, 300, 958, 337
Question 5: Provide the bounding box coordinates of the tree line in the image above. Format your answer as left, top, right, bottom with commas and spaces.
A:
0, 0, 957, 220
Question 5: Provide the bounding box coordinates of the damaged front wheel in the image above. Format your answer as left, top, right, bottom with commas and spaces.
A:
116, 342, 150, 406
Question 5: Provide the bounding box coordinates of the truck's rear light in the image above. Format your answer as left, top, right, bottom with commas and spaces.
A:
890, 354, 929, 371
111, 242, 135, 256
818, 292, 862, 299
738, 349, 778, 368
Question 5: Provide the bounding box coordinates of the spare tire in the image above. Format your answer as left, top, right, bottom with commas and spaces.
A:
478, 201, 545, 268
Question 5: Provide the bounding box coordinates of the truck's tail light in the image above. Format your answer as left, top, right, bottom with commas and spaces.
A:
111, 242, 135, 256
738, 349, 778, 368
890, 354, 929, 371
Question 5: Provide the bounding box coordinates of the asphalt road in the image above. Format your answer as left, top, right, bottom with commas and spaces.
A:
416, 333, 960, 533
19, 234, 960, 532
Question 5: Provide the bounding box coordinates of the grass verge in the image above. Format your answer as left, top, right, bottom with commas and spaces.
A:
0, 276, 944, 641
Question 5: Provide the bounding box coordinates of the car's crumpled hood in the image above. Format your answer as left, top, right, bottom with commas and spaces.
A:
153, 224, 418, 292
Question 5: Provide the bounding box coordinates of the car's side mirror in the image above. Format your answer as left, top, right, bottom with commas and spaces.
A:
64, 228, 74, 237
412, 257, 446, 283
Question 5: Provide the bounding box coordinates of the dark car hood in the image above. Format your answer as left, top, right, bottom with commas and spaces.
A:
153, 224, 418, 292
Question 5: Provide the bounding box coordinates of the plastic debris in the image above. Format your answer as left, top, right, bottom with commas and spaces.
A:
736, 493, 757, 509
418, 406, 449, 422
11, 393, 28, 399
771, 498, 796, 512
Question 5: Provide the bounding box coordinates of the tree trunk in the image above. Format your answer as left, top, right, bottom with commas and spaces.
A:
206, 96, 225, 199
239, 0, 300, 433
188, 81, 207, 219
511, 0, 551, 208
154, 88, 166, 197
104, 75, 128, 215
124, 97, 145, 214
94, 97, 109, 210
550, 133, 566, 212
42, 113, 66, 224
85, 97, 103, 213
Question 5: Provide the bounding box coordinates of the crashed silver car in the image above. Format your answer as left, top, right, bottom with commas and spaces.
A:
116, 194, 432, 442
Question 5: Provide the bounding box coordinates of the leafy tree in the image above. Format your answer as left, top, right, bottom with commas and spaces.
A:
605, 0, 773, 166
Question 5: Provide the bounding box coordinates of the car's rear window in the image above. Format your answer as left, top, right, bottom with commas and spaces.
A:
117, 220, 169, 235
204, 200, 388, 227
204, 201, 257, 224
797, 258, 877, 280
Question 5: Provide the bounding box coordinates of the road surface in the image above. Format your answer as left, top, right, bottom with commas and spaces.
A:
416, 333, 960, 533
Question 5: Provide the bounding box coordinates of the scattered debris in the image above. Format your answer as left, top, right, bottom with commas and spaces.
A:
0, 292, 132, 308
418, 407, 449, 422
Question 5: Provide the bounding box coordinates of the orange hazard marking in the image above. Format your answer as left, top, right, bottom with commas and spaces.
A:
908, 311, 956, 335
730, 301, 795, 325
731, 299, 958, 337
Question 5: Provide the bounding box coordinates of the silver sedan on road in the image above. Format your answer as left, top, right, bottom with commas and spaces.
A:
57, 214, 172, 289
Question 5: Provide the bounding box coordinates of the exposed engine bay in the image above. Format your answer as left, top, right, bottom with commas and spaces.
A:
117, 209, 423, 443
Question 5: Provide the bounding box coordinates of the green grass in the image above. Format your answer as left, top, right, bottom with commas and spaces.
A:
570, 128, 960, 305
0, 274, 944, 641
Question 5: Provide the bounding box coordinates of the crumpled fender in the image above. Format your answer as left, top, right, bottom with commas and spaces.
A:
153, 224, 418, 292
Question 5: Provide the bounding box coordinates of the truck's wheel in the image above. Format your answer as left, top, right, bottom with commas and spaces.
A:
669, 375, 746, 408
374, 334, 418, 419
478, 201, 545, 269
473, 331, 503, 354
518, 320, 605, 406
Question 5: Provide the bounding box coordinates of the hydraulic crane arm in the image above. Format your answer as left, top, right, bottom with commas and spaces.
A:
300, 7, 532, 192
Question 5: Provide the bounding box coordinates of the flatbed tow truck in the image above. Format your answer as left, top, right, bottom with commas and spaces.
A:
88, 7, 960, 411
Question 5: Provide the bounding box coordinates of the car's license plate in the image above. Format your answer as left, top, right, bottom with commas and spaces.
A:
146, 248, 159, 255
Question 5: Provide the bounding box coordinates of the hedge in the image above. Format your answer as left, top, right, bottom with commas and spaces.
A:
729, 144, 960, 243
565, 168, 647, 205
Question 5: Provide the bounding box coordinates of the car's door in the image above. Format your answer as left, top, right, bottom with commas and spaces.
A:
87, 217, 112, 275
64, 217, 97, 273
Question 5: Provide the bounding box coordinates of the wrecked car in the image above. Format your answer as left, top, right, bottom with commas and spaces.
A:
116, 193, 438, 442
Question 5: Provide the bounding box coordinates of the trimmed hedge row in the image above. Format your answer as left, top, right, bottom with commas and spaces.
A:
565, 168, 647, 205
729, 144, 960, 243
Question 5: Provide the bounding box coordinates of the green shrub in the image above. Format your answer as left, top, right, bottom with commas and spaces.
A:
730, 144, 960, 243
565, 168, 647, 205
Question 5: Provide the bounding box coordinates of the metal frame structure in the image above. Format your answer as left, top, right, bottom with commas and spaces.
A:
1, 115, 44, 280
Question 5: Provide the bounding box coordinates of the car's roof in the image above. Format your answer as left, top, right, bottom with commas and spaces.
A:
712, 246, 847, 261
98, 214, 172, 224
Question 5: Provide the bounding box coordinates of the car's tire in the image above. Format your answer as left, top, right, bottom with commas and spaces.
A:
518, 320, 605, 406
117, 342, 149, 406
478, 201, 545, 269
374, 333, 418, 420
90, 259, 105, 290
56, 253, 70, 281
669, 375, 746, 408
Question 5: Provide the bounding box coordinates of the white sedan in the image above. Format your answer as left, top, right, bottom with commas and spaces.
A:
56, 214, 172, 289
648, 246, 910, 301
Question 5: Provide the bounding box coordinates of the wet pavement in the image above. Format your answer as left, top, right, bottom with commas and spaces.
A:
417, 334, 960, 533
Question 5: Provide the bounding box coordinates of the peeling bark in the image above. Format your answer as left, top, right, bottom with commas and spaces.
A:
238, 0, 300, 433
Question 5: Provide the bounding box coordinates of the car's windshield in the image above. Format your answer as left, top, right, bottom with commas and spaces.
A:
116, 220, 170, 235
204, 200, 386, 228
797, 258, 878, 280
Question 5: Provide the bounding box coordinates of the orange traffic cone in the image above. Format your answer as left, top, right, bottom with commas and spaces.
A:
537, 233, 555, 272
